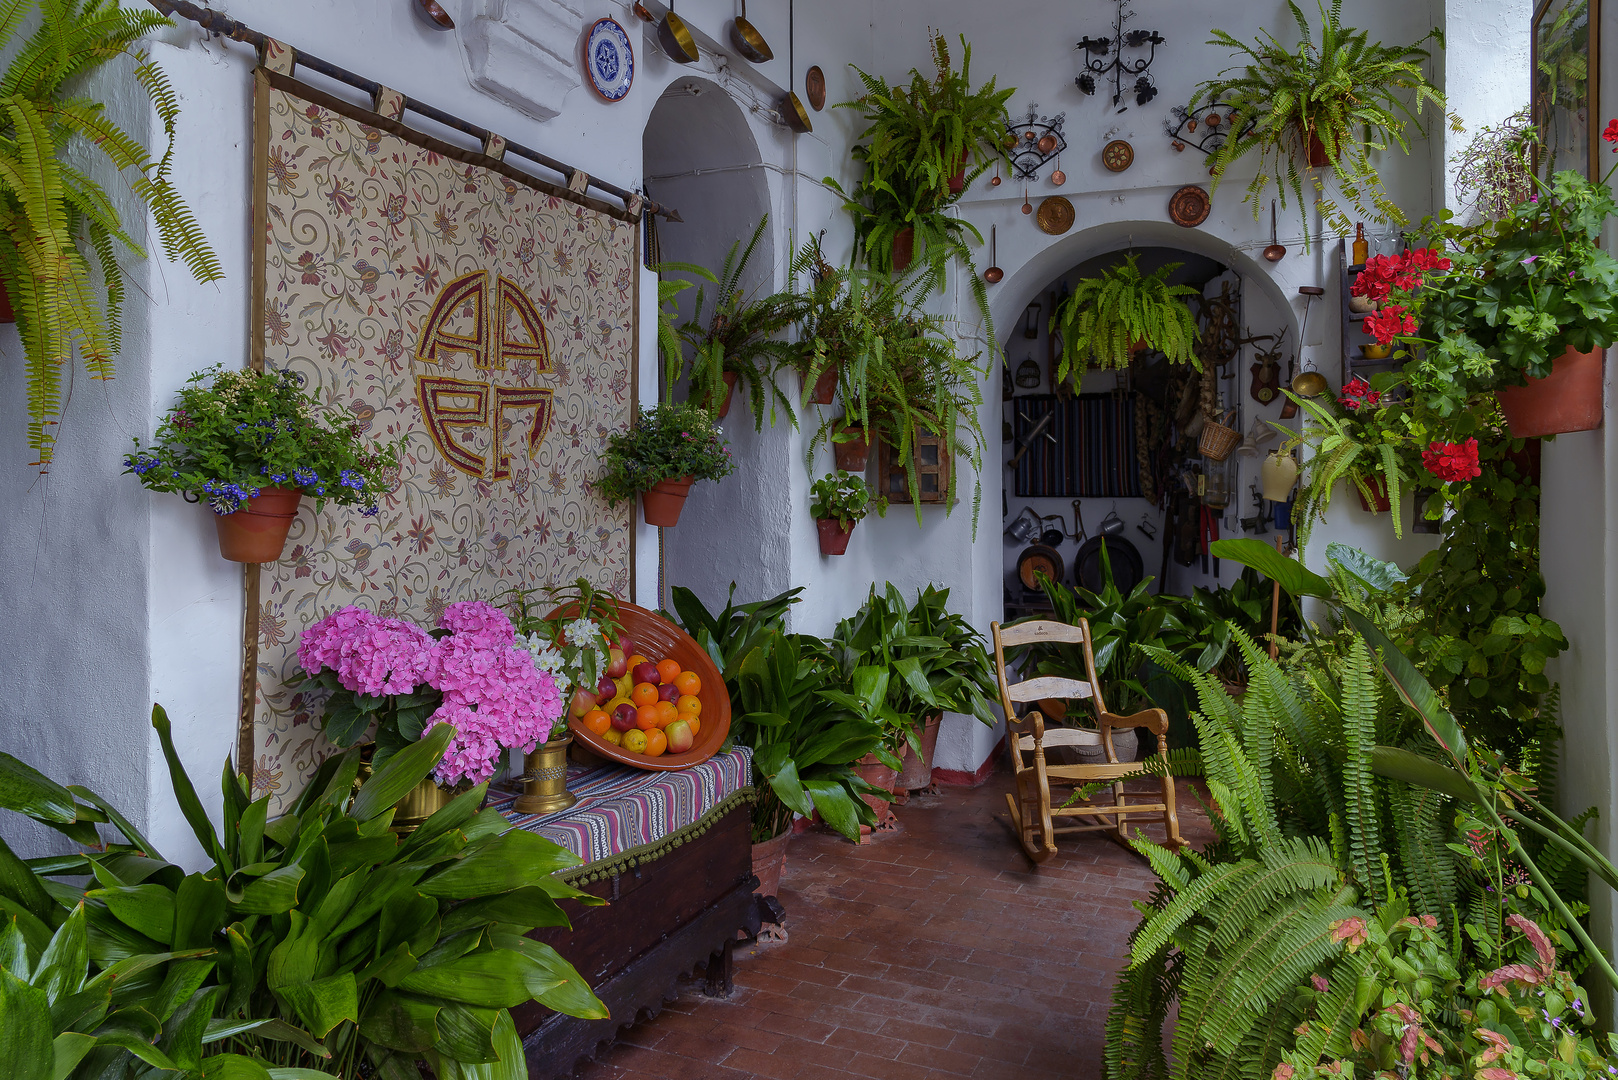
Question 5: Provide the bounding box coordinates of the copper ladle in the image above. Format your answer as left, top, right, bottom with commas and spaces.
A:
658, 0, 699, 64
984, 226, 1003, 283
1263, 201, 1286, 262
1021, 187, 1032, 215
1050, 153, 1065, 186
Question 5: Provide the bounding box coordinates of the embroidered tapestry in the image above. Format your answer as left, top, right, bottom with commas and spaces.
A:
247, 69, 638, 813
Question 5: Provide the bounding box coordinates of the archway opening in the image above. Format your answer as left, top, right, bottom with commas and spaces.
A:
642, 77, 786, 612
997, 231, 1300, 621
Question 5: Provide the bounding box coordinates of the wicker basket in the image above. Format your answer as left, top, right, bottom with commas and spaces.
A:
1198, 410, 1240, 462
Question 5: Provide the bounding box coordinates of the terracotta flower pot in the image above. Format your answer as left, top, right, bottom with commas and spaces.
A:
851, 752, 897, 830
641, 476, 694, 527
897, 714, 942, 791
891, 227, 915, 273
0, 280, 14, 323
717, 370, 739, 418
1356, 475, 1391, 513
946, 154, 967, 194
803, 368, 838, 405
832, 425, 869, 472
214, 486, 301, 563
1302, 124, 1330, 168
1495, 346, 1605, 438
816, 518, 854, 556
751, 830, 790, 897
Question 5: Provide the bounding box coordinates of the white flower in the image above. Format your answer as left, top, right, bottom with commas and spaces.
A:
563, 617, 601, 649
516, 633, 573, 696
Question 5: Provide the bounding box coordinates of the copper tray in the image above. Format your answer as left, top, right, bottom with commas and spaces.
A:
553, 601, 730, 771
1037, 196, 1075, 235
1169, 185, 1210, 228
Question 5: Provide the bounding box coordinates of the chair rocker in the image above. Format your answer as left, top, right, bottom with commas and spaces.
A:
991, 617, 1185, 863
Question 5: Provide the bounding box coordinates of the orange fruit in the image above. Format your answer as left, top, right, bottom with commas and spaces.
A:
686, 715, 700, 736
644, 729, 668, 757
627, 654, 650, 669
603, 727, 623, 746
631, 682, 659, 707
583, 710, 611, 735
654, 700, 678, 728
622, 729, 647, 754
656, 658, 682, 685
636, 704, 661, 730
673, 671, 702, 696
677, 694, 702, 717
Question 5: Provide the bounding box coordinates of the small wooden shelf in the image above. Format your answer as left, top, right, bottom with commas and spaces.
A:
1339, 238, 1409, 387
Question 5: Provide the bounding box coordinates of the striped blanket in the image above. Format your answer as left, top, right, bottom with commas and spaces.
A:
489, 746, 754, 882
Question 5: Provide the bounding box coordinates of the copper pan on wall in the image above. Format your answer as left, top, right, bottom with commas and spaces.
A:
658, 1, 699, 63
731, 0, 773, 62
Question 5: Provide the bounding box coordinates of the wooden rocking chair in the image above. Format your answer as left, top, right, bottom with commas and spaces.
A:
992, 618, 1185, 863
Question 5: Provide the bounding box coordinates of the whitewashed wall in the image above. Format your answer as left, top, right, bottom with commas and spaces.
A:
0, 0, 1541, 858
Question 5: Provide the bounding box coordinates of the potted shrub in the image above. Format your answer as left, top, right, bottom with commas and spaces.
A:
1190, 1, 1453, 247
1050, 255, 1202, 386
598, 401, 737, 527
829, 30, 1011, 338
1282, 381, 1423, 543
1376, 137, 1618, 437
125, 365, 398, 562
672, 216, 804, 429
3, 0, 221, 470
810, 470, 885, 555
890, 585, 998, 793
296, 599, 565, 824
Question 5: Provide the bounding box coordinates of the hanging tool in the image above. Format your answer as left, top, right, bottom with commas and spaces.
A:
1071, 500, 1087, 543
1291, 287, 1329, 397
1008, 412, 1055, 469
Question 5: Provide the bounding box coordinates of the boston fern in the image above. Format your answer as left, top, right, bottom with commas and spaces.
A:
1190, 0, 1456, 248
1051, 256, 1201, 383
1, 0, 221, 469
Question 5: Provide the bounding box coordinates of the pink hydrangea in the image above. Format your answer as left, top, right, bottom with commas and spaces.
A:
426, 630, 562, 786
299, 605, 436, 696
438, 600, 516, 646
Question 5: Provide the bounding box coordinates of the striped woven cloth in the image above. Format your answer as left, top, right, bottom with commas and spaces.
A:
489, 746, 753, 881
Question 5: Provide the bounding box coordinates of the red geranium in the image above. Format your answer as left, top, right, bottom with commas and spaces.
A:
1421, 437, 1482, 482
1350, 248, 1451, 302
1337, 377, 1380, 410
1363, 304, 1417, 346
1604, 118, 1618, 147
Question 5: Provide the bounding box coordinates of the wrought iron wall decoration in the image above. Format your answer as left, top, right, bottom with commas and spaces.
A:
1165, 96, 1255, 155
1004, 104, 1067, 181
1074, 0, 1164, 112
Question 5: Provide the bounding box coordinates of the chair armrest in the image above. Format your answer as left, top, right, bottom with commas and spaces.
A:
1010, 709, 1048, 750
1100, 708, 1170, 736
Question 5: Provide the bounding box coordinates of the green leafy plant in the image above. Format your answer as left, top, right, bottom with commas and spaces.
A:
0, 707, 607, 1080
674, 216, 803, 430
809, 471, 885, 531
1452, 106, 1539, 222
1190, 0, 1456, 247
731, 630, 887, 843
125, 365, 400, 517
597, 401, 736, 505
1, 0, 222, 469
789, 244, 987, 527
507, 578, 626, 742
663, 584, 804, 708
1283, 385, 1416, 544
830, 30, 1011, 340
1050, 256, 1202, 381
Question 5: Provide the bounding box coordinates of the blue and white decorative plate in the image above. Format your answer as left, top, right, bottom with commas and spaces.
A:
585, 18, 634, 102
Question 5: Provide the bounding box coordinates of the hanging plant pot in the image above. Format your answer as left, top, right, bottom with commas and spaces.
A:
833, 424, 869, 471
641, 476, 695, 527
891, 227, 915, 273
1356, 475, 1391, 513
1301, 124, 1331, 168
802, 367, 838, 405
946, 153, 967, 194
1495, 346, 1605, 438
214, 486, 301, 563
716, 370, 739, 418
0, 280, 14, 323
816, 517, 855, 555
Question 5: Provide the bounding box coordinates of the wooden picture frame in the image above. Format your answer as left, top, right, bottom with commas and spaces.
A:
1532, 0, 1601, 181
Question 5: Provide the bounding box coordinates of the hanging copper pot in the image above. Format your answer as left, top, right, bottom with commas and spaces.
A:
730, 0, 773, 63
779, 0, 811, 132
1037, 133, 1058, 154
658, 1, 699, 64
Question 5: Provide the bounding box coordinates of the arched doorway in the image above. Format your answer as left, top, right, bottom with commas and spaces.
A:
992, 223, 1302, 616
642, 77, 790, 613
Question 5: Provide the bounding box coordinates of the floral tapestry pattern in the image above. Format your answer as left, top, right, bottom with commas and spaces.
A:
250, 74, 637, 813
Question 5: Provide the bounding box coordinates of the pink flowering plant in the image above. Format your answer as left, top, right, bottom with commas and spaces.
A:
297, 600, 562, 785
125, 364, 398, 516
506, 577, 627, 742
597, 401, 736, 505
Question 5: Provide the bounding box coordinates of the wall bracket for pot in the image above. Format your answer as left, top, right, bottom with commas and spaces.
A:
1004, 104, 1067, 181
1164, 94, 1255, 156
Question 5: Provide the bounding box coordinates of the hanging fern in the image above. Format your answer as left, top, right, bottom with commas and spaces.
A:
1050, 255, 1202, 385
0, 0, 221, 469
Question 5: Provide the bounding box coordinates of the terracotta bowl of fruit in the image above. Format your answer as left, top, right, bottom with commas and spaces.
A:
556, 601, 730, 771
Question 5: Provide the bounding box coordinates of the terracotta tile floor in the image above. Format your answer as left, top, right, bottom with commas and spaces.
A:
573, 768, 1214, 1080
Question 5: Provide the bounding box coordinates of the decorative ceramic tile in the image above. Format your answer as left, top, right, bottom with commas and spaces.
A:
249, 76, 637, 814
